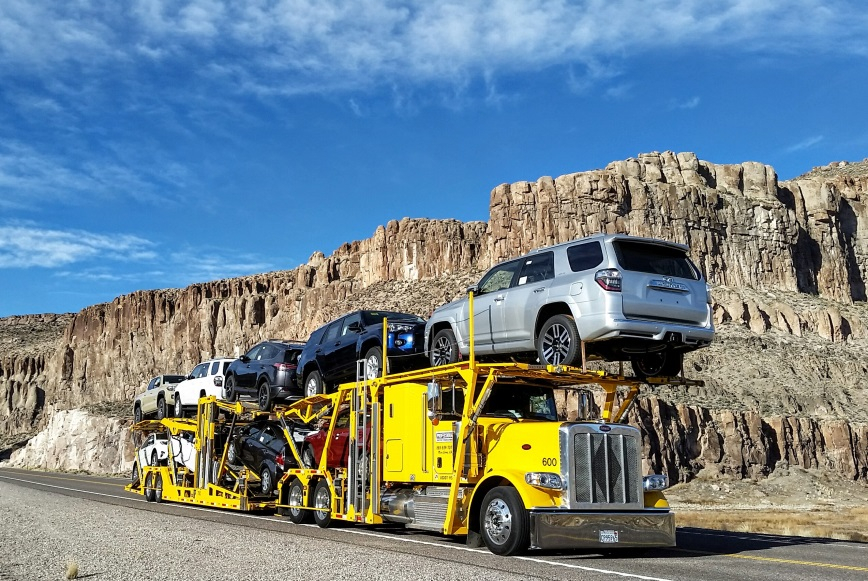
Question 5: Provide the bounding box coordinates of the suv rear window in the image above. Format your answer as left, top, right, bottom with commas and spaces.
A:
613, 241, 699, 280
567, 241, 604, 272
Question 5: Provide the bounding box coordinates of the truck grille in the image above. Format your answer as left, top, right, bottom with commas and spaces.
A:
572, 431, 640, 506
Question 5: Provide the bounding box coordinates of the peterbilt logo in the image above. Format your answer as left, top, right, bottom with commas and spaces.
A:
599, 425, 612, 432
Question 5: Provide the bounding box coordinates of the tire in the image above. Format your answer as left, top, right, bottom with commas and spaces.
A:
227, 441, 239, 467
631, 351, 683, 379
480, 486, 529, 556
131, 462, 140, 487
286, 478, 311, 524
302, 446, 316, 469
312, 480, 333, 528
536, 314, 581, 367
133, 405, 142, 424
150, 450, 158, 467
257, 380, 272, 411
305, 371, 324, 397
144, 472, 155, 502
174, 397, 184, 419
156, 397, 166, 420
430, 328, 459, 367
364, 346, 384, 380
154, 473, 163, 503
224, 374, 238, 402
260, 466, 275, 496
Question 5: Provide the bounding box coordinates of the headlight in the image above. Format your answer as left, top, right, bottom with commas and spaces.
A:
643, 474, 669, 491
388, 323, 415, 333
525, 472, 563, 490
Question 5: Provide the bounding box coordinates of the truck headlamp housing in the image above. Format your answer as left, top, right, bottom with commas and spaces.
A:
525, 472, 563, 490
643, 474, 669, 491
388, 322, 415, 333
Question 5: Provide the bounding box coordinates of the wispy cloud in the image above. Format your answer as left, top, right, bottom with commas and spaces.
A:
671, 96, 701, 110
785, 135, 824, 153
0, 223, 156, 268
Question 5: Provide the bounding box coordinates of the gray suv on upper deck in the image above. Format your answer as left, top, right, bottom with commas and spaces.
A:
424, 234, 714, 378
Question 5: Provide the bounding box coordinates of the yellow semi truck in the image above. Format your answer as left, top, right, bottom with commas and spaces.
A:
275, 359, 690, 555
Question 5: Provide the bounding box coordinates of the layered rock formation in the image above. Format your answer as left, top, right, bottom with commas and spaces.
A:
3, 151, 868, 484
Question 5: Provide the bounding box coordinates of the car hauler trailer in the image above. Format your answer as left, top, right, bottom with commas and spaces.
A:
125, 398, 319, 511
274, 358, 701, 555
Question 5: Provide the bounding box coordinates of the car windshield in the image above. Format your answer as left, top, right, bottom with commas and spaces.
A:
361, 311, 424, 325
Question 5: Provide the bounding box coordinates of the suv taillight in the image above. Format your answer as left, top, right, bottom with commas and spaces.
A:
274, 363, 296, 371
595, 268, 622, 291
214, 376, 223, 387
275, 452, 285, 467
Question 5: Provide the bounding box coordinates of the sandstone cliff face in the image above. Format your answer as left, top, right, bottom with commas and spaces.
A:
3, 152, 868, 485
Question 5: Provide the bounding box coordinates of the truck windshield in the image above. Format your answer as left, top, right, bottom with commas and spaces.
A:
481, 383, 558, 421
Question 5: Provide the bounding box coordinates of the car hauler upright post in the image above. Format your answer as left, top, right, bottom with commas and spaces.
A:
275, 359, 700, 555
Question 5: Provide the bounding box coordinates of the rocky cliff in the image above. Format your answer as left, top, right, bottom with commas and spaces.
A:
2, 152, 867, 484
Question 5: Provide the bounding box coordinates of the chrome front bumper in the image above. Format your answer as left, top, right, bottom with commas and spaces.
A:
529, 510, 675, 550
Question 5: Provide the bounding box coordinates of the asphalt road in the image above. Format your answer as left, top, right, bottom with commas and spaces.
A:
0, 467, 866, 581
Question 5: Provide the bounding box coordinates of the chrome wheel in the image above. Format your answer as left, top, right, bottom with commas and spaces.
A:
305, 372, 323, 397
541, 323, 572, 365
174, 397, 183, 418
365, 354, 380, 380
483, 497, 514, 546
261, 468, 273, 495
288, 479, 308, 523
432, 337, 453, 366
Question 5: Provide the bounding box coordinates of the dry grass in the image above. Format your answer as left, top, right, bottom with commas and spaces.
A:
676, 507, 868, 542
66, 560, 79, 579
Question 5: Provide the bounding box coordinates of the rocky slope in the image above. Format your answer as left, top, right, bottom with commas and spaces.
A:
2, 151, 868, 485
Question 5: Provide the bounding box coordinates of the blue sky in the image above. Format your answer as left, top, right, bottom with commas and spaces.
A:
1, 1, 867, 317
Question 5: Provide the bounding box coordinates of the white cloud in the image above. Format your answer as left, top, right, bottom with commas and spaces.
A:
0, 223, 156, 268
785, 135, 824, 153
0, 1, 864, 95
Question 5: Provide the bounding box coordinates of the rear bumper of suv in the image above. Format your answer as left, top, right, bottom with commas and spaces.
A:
579, 313, 714, 346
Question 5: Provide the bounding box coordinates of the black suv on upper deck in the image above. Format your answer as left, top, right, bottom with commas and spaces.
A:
224, 340, 305, 410
297, 310, 427, 396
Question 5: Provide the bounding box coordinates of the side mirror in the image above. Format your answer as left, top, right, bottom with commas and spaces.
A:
239, 355, 250, 363
466, 284, 479, 295
187, 374, 194, 381
427, 381, 442, 420
347, 321, 363, 333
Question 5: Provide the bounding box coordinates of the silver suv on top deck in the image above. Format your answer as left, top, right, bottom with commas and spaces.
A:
424, 233, 714, 378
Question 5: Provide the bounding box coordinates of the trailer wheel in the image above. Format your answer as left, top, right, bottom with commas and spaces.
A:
154, 473, 164, 503
287, 478, 311, 524
480, 486, 529, 556
144, 472, 155, 502
312, 480, 333, 528
537, 314, 580, 367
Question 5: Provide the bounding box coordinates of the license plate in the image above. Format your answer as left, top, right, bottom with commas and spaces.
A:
599, 530, 619, 544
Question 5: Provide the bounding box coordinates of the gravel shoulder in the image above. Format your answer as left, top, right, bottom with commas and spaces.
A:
0, 480, 527, 581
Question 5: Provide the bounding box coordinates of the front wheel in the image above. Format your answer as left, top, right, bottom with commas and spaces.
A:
133, 405, 143, 424
364, 346, 384, 380
260, 466, 275, 496
305, 371, 324, 397
631, 351, 683, 379
286, 478, 311, 524
227, 441, 239, 467
156, 397, 167, 420
430, 328, 459, 367
302, 446, 317, 469
257, 380, 272, 411
174, 397, 184, 419
312, 480, 333, 528
536, 314, 581, 367
480, 486, 529, 556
